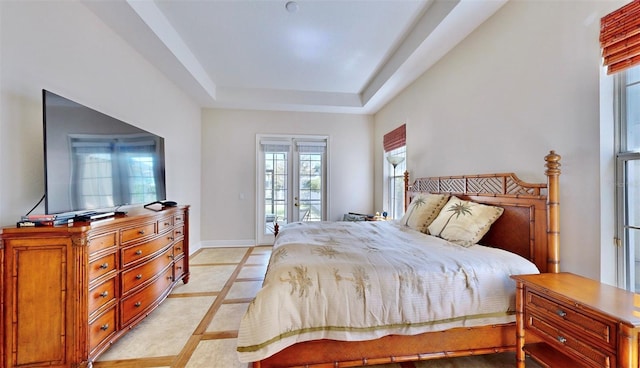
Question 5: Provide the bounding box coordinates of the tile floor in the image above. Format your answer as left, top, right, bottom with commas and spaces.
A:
93, 247, 539, 368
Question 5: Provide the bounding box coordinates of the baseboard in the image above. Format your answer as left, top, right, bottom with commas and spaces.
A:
200, 239, 256, 248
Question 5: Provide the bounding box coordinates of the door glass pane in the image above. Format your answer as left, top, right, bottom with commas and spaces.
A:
264, 151, 288, 235
626, 82, 640, 152
626, 159, 640, 290
298, 151, 323, 222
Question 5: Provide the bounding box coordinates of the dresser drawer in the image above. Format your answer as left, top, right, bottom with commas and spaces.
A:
121, 222, 156, 244
89, 277, 116, 316
89, 306, 116, 353
89, 232, 116, 255
173, 226, 185, 241
120, 266, 174, 327
174, 255, 186, 281
88, 252, 117, 283
121, 233, 174, 267
157, 216, 173, 233
174, 213, 185, 225
526, 290, 616, 350
121, 247, 173, 294
173, 239, 185, 258
527, 311, 614, 368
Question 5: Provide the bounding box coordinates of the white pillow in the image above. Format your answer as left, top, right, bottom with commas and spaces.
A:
399, 193, 450, 233
427, 196, 504, 247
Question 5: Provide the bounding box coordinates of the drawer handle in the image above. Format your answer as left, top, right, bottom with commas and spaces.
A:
556, 309, 567, 317
138, 230, 145, 235
134, 301, 142, 307
99, 263, 109, 269
99, 291, 109, 298
176, 231, 182, 235
176, 247, 182, 252
177, 266, 182, 270
136, 274, 143, 280
168, 236, 174, 241
135, 250, 143, 255
557, 336, 567, 344
167, 276, 174, 281
176, 217, 182, 221
164, 222, 171, 226
100, 323, 109, 331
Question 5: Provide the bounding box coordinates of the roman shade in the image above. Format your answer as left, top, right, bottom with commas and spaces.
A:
600, 0, 640, 74
383, 124, 406, 152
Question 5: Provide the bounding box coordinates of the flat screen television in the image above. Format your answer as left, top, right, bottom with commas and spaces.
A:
43, 90, 166, 215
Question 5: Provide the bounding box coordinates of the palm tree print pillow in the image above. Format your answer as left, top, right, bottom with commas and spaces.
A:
427, 196, 504, 247
399, 193, 450, 233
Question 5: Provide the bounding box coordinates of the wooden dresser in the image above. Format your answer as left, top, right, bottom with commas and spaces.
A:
512, 272, 640, 368
0, 205, 190, 368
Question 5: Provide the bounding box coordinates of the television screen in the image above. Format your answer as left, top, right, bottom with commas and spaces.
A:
43, 90, 166, 215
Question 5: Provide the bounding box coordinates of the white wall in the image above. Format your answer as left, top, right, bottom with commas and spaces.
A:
201, 109, 373, 245
375, 0, 625, 282
0, 1, 202, 249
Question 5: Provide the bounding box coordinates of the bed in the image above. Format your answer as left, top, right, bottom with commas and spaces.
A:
238, 150, 561, 368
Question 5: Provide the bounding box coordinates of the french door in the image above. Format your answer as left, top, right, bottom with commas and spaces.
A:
257, 135, 328, 245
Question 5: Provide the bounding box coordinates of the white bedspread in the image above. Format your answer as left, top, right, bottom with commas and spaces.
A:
236, 221, 539, 362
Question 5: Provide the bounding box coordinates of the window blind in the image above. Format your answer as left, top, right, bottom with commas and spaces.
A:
261, 140, 291, 153
601, 0, 640, 74
296, 141, 326, 153
383, 124, 406, 152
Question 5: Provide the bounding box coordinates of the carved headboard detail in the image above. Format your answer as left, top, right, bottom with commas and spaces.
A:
404, 151, 561, 273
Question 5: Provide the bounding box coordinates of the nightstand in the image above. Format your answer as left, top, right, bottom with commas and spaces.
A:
511, 272, 640, 368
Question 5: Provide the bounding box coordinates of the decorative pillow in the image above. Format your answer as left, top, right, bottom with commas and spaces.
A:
427, 196, 504, 247
399, 193, 450, 233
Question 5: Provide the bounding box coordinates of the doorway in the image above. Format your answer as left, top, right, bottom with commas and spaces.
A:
257, 135, 328, 244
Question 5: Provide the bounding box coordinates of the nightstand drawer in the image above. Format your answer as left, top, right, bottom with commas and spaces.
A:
526, 290, 616, 350
527, 311, 614, 368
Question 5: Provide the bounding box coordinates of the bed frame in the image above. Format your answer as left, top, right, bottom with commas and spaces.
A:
253, 150, 561, 368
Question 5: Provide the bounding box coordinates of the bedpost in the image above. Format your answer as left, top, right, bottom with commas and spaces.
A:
403, 170, 410, 211
544, 150, 561, 273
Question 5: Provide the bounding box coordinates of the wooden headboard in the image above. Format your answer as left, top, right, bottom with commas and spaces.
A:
404, 151, 561, 273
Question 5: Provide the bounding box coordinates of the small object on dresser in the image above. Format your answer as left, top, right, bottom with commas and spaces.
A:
17, 213, 57, 227
73, 211, 115, 222
22, 214, 56, 222
17, 220, 49, 227
144, 200, 177, 211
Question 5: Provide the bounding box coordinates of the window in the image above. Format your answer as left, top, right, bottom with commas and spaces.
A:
386, 146, 406, 219
615, 64, 640, 291
383, 124, 406, 219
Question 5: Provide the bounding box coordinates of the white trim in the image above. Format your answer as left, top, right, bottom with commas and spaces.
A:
200, 239, 257, 248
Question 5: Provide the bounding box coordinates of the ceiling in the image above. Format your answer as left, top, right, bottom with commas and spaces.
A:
84, 0, 507, 114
